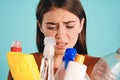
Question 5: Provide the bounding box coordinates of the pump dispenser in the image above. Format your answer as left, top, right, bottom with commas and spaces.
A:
40, 37, 56, 80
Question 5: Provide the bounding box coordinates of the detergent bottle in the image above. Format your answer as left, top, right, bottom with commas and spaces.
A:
90, 48, 120, 80
55, 48, 77, 80
7, 40, 40, 80
63, 54, 90, 80
40, 37, 56, 80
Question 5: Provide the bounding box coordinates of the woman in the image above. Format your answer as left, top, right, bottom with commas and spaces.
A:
8, 0, 100, 79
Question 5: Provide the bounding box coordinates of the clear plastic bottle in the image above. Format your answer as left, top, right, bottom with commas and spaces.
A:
90, 48, 120, 80
40, 37, 56, 80
55, 48, 77, 80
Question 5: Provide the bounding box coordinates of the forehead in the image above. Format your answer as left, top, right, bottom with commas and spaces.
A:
43, 8, 79, 22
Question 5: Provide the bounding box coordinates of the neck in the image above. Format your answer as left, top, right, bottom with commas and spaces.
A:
54, 54, 64, 68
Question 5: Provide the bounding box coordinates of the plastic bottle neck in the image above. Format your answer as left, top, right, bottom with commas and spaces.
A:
10, 40, 22, 52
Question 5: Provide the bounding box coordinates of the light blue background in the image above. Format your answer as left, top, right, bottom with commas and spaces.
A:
0, 0, 120, 80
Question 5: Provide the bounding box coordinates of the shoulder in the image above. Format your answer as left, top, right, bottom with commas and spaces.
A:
83, 55, 100, 64
31, 52, 43, 71
83, 54, 100, 76
31, 52, 43, 58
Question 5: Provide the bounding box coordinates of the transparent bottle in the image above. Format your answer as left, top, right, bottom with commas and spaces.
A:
90, 48, 120, 80
40, 37, 56, 80
55, 48, 77, 80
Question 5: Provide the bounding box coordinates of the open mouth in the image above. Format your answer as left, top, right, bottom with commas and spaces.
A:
56, 42, 68, 49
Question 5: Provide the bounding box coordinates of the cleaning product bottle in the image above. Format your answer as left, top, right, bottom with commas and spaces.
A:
90, 48, 120, 80
63, 54, 89, 80
74, 54, 90, 80
7, 40, 40, 80
55, 48, 77, 80
40, 37, 56, 80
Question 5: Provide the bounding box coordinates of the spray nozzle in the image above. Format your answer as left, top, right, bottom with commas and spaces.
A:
63, 48, 77, 61
62, 48, 77, 69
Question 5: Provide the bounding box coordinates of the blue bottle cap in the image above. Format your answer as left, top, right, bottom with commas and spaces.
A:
63, 48, 77, 61
62, 48, 77, 69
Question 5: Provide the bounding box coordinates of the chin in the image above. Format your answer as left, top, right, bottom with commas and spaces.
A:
55, 49, 65, 56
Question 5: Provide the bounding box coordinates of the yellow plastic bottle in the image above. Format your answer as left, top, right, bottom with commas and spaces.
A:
7, 40, 40, 80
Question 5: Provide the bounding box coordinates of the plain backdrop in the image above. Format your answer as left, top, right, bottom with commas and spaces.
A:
0, 0, 120, 79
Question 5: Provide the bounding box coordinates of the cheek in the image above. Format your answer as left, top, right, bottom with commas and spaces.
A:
42, 29, 57, 37
40, 27, 55, 37
68, 32, 79, 44
73, 33, 79, 42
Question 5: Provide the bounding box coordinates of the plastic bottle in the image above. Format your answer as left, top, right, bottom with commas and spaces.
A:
40, 37, 56, 80
63, 54, 90, 80
55, 48, 77, 80
90, 48, 120, 80
7, 40, 40, 80
75, 54, 90, 80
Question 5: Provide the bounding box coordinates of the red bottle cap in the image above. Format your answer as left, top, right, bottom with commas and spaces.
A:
10, 40, 22, 52
11, 47, 22, 52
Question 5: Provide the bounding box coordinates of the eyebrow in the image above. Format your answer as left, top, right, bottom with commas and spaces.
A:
46, 21, 75, 25
46, 22, 57, 25
63, 21, 75, 24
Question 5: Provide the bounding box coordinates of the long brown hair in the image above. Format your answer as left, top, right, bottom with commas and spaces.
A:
36, 0, 87, 54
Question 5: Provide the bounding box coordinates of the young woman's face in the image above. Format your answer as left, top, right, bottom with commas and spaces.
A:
39, 8, 84, 55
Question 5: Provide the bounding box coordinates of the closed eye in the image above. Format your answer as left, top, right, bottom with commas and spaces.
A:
47, 26, 57, 30
64, 21, 75, 29
66, 26, 74, 29
46, 22, 58, 30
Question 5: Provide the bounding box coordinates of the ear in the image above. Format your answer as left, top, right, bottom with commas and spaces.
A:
37, 22, 44, 33
79, 18, 85, 33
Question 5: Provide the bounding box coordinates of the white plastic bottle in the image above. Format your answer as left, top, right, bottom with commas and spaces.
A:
40, 37, 56, 80
90, 48, 120, 80
55, 48, 77, 80
63, 54, 90, 80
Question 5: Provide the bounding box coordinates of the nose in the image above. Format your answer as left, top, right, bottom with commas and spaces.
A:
56, 25, 66, 39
